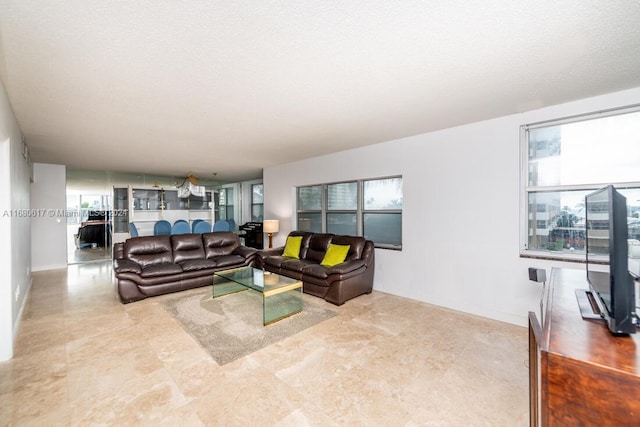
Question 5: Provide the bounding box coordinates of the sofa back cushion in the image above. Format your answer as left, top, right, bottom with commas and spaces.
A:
304, 233, 334, 263
124, 236, 173, 267
330, 235, 366, 261
171, 234, 205, 263
202, 232, 239, 259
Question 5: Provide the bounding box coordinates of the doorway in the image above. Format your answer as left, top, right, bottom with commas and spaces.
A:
66, 190, 113, 264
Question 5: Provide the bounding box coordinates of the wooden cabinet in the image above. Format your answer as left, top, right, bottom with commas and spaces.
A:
529, 268, 640, 426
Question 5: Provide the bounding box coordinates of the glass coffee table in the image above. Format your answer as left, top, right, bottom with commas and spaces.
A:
213, 267, 303, 325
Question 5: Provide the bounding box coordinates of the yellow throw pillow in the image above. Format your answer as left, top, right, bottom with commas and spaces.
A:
282, 236, 303, 259
321, 244, 350, 267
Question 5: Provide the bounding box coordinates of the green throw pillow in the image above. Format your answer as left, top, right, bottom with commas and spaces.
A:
321, 243, 350, 267
282, 236, 303, 259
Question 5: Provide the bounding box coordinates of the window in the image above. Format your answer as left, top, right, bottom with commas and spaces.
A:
521, 106, 640, 259
296, 176, 402, 249
297, 185, 322, 232
363, 178, 403, 247
251, 184, 264, 221
218, 187, 234, 221
327, 182, 357, 235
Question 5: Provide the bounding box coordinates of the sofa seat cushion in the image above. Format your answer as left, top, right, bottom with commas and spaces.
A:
281, 258, 317, 273
213, 254, 246, 268
263, 255, 288, 269
179, 259, 217, 272
304, 259, 367, 279
140, 263, 183, 278
302, 263, 331, 279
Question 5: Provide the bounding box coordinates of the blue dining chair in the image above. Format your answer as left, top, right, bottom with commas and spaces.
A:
227, 218, 236, 232
212, 220, 230, 232
171, 221, 191, 235
128, 222, 139, 237
154, 220, 172, 236
191, 219, 203, 232
193, 221, 212, 234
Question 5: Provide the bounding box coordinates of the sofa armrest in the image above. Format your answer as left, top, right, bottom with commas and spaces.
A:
113, 258, 142, 275
113, 242, 124, 260
233, 246, 258, 259
259, 247, 284, 258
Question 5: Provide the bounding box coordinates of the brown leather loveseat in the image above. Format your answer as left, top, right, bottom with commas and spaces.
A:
113, 231, 257, 303
258, 231, 375, 305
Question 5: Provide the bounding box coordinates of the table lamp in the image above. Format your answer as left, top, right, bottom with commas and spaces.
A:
263, 220, 279, 249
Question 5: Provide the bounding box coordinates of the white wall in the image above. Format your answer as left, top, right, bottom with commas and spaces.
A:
264, 86, 640, 327
31, 163, 67, 271
0, 81, 31, 361
0, 137, 12, 361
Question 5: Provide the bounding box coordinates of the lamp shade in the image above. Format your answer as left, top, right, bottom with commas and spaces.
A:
263, 220, 279, 234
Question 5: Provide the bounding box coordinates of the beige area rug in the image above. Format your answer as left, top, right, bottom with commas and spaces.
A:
162, 288, 338, 365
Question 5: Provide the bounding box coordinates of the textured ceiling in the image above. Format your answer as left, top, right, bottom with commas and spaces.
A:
1, 1, 640, 182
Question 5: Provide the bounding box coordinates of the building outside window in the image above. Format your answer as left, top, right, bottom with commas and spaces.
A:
521, 106, 640, 259
251, 184, 264, 222
296, 176, 402, 249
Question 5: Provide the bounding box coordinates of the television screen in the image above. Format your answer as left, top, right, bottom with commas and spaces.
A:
585, 185, 635, 335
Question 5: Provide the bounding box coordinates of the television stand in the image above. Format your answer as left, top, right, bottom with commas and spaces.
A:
529, 268, 640, 425
574, 289, 605, 321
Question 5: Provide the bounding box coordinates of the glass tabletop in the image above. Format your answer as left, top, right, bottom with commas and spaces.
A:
214, 267, 300, 294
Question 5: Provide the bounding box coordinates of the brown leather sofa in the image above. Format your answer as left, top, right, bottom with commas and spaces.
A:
113, 231, 257, 303
258, 231, 375, 305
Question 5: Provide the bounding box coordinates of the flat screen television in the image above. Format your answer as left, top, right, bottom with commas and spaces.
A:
582, 185, 636, 335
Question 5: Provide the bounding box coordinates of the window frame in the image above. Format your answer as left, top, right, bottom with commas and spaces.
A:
520, 104, 640, 261
296, 176, 403, 250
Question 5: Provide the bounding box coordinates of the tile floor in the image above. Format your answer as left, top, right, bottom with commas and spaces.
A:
1, 262, 530, 426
